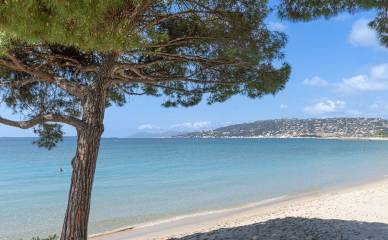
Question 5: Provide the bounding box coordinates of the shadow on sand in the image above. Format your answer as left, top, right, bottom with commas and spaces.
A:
169, 217, 388, 240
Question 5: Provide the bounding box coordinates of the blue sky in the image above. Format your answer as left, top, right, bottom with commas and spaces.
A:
1, 10, 387, 137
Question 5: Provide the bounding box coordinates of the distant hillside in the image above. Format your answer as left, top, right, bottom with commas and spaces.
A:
176, 118, 388, 138
129, 130, 186, 138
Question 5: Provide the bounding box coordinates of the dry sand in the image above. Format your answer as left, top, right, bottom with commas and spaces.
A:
91, 178, 388, 240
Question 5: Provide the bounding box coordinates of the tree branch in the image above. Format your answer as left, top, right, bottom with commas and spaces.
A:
110, 70, 241, 85
1, 54, 87, 99
127, 0, 152, 30
146, 83, 210, 95
127, 51, 248, 66
0, 78, 38, 88
141, 10, 216, 30
143, 36, 220, 48
0, 114, 86, 130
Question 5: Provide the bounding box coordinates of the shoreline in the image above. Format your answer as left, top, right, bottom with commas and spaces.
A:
89, 195, 291, 239
90, 176, 388, 240
176, 136, 388, 141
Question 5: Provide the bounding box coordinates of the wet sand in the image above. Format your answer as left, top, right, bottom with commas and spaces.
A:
91, 178, 388, 240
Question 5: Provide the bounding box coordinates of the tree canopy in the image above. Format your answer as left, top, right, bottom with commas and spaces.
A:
278, 0, 387, 47
0, 1, 385, 148
0, 0, 290, 149
0, 1, 386, 239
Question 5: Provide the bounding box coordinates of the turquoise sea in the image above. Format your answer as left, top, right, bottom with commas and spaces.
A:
1, 138, 388, 240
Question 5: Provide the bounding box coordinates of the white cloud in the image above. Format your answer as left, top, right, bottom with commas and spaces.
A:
220, 122, 233, 127
268, 22, 286, 31
137, 124, 160, 131
304, 100, 346, 115
170, 121, 212, 130
137, 121, 212, 132
337, 63, 388, 92
371, 64, 388, 80
280, 104, 288, 109
342, 74, 387, 91
333, 13, 351, 22
303, 76, 328, 87
349, 18, 379, 48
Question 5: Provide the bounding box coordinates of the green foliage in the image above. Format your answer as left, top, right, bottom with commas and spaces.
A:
369, 11, 388, 47
278, 0, 387, 47
0, 0, 291, 148
33, 124, 64, 150
0, 0, 143, 52
0, 30, 11, 54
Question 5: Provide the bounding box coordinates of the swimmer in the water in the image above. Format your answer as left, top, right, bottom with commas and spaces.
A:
60, 168, 63, 172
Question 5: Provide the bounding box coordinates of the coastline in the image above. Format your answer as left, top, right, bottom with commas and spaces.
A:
90, 176, 388, 240
176, 136, 388, 141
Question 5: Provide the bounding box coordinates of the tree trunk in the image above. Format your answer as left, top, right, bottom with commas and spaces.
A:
60, 99, 103, 240
60, 125, 103, 240
60, 53, 115, 240
60, 95, 106, 240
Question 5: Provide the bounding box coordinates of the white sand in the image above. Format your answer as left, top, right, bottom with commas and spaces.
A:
91, 178, 388, 240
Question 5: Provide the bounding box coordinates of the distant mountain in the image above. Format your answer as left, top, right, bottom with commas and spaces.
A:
175, 118, 388, 138
129, 130, 187, 138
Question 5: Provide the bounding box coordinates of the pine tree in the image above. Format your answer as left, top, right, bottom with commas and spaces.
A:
0, 1, 290, 239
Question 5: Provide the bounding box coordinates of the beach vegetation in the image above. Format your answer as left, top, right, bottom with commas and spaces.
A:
31, 235, 58, 240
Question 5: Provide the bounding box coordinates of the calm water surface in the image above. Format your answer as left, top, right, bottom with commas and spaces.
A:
1, 138, 388, 239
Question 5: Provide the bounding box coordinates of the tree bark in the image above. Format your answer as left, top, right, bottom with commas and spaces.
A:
60, 125, 103, 240
60, 53, 115, 240
60, 90, 106, 240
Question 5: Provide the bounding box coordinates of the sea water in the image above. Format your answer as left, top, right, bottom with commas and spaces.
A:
1, 138, 388, 239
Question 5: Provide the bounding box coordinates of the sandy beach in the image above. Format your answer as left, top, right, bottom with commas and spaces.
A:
91, 178, 388, 240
